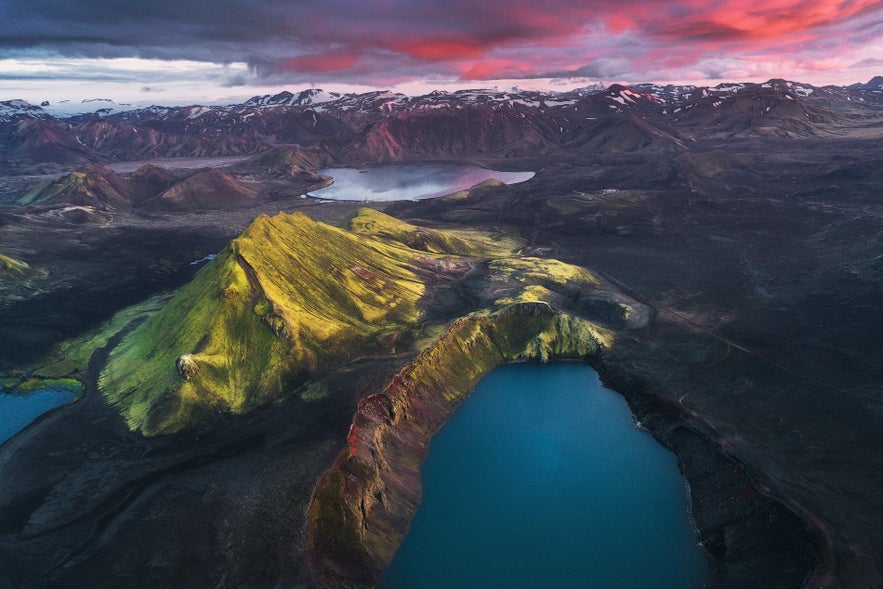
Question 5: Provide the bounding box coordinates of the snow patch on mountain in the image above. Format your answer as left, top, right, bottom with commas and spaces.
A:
185, 106, 211, 119
243, 89, 344, 108
0, 99, 52, 123
41, 98, 139, 118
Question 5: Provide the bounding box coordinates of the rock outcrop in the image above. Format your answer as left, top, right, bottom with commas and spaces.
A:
174, 354, 199, 380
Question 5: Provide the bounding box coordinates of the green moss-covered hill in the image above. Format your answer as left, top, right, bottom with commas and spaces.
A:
101, 210, 438, 434
346, 207, 517, 257
0, 252, 30, 280
98, 208, 629, 436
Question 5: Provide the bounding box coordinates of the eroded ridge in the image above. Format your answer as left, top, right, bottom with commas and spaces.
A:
306, 303, 610, 587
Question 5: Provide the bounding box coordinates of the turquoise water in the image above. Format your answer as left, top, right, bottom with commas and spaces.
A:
0, 388, 76, 444
312, 163, 534, 201
383, 363, 708, 589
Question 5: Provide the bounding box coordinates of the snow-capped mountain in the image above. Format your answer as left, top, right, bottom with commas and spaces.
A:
848, 76, 883, 91
2, 78, 881, 167
40, 98, 141, 119
37, 79, 882, 129
242, 89, 345, 108
0, 99, 52, 123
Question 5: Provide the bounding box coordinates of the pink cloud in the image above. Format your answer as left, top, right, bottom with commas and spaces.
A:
285, 0, 882, 83
388, 39, 487, 61
193, 0, 883, 84
13, 0, 877, 86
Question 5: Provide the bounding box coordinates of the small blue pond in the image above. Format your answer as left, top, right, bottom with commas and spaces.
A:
0, 388, 76, 445
311, 163, 534, 201
383, 363, 708, 589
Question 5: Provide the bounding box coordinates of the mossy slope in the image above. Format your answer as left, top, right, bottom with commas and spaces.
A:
345, 207, 513, 257
31, 295, 170, 379
0, 252, 30, 280
100, 211, 428, 435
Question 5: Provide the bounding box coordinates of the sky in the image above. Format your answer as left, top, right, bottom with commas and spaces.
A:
1, 0, 881, 105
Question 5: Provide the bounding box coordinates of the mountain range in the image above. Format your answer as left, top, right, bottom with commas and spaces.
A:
2, 78, 881, 170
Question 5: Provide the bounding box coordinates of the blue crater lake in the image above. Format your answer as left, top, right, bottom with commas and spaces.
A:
311, 163, 534, 201
0, 388, 76, 445
383, 363, 708, 589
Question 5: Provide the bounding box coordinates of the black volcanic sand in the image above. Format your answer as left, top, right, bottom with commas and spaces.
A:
0, 138, 881, 588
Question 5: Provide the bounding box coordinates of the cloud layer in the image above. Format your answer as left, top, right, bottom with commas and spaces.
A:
1, 0, 881, 90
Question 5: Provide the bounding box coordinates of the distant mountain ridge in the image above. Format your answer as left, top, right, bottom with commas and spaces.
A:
2, 77, 881, 168
848, 76, 883, 91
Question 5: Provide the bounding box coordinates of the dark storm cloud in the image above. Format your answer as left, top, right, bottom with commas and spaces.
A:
0, 0, 292, 61
1, 0, 881, 84
528, 62, 628, 80
0, 0, 582, 62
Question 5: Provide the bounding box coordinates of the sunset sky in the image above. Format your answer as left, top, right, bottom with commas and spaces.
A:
1, 0, 881, 104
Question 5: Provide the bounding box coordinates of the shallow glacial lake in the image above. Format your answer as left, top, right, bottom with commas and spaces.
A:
383, 363, 708, 589
311, 163, 534, 201
0, 388, 76, 445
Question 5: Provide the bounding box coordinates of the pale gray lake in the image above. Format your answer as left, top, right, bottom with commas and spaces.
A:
311, 163, 534, 201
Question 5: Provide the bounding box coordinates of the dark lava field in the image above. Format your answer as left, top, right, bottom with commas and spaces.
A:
0, 81, 881, 588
